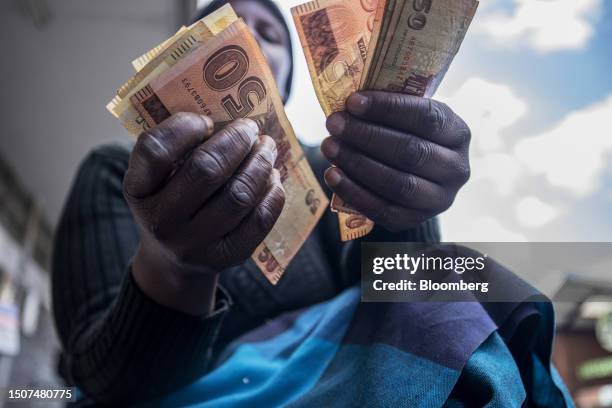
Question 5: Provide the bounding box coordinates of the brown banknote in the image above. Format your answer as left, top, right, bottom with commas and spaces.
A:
361, 0, 479, 93
107, 5, 238, 137
131, 26, 189, 72
127, 20, 328, 284
292, 0, 378, 116
293, 0, 376, 241
294, 0, 479, 241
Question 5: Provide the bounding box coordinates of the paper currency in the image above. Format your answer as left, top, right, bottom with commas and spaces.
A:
107, 7, 328, 284
361, 0, 479, 93
107, 5, 238, 136
293, 0, 478, 241
131, 26, 189, 72
292, 0, 378, 116
293, 0, 377, 241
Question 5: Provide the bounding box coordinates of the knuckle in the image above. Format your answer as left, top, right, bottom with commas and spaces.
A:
412, 140, 433, 170
395, 136, 432, 170
254, 150, 275, 172
122, 177, 140, 205
427, 100, 453, 135
387, 93, 407, 114
399, 174, 419, 200
341, 149, 366, 174
136, 128, 172, 166
395, 134, 416, 159
226, 120, 257, 149
269, 185, 286, 210
187, 148, 226, 185
276, 188, 287, 209
147, 210, 175, 242
379, 167, 398, 192
441, 191, 456, 212
400, 137, 434, 169
345, 119, 375, 150
361, 122, 385, 150
431, 189, 454, 214
456, 119, 472, 147
226, 176, 259, 210
121, 176, 154, 217
456, 163, 471, 184
256, 199, 281, 232
448, 154, 471, 185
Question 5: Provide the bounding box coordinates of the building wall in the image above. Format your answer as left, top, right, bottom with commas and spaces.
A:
0, 0, 186, 226
0, 1, 193, 400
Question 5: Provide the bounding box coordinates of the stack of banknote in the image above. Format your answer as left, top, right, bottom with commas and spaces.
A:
293, 0, 479, 241
107, 5, 329, 284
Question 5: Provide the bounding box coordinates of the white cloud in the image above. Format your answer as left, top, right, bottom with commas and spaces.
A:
440, 77, 528, 153
516, 196, 561, 228
475, 0, 602, 53
438, 77, 532, 241
470, 153, 523, 196
515, 94, 612, 197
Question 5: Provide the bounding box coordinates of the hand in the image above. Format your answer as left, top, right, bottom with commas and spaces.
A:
124, 113, 285, 315
321, 91, 471, 233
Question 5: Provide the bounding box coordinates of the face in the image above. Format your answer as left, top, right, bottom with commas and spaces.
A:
230, 0, 292, 100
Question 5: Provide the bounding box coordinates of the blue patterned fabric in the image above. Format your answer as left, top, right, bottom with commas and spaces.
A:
145, 285, 573, 408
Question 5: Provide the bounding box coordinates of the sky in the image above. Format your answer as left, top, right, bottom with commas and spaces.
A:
280, 0, 612, 242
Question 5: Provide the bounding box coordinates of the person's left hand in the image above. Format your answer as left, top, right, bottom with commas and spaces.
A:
321, 91, 471, 233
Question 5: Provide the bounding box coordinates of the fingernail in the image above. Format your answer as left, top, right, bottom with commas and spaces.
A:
272, 168, 285, 192
272, 168, 282, 184
239, 118, 260, 135
267, 136, 278, 155
200, 115, 215, 130
199, 115, 214, 135
261, 136, 278, 164
324, 167, 343, 188
326, 114, 346, 135
347, 93, 369, 115
321, 138, 340, 160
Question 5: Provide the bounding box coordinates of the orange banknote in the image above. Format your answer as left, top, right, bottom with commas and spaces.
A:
107, 8, 328, 284
293, 0, 377, 241
294, 0, 479, 241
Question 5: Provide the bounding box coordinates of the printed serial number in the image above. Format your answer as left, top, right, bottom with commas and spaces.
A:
6, 387, 76, 401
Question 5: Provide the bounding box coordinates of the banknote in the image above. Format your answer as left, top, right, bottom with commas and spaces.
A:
107, 5, 238, 136
292, 0, 378, 116
361, 0, 479, 93
293, 0, 377, 241
294, 0, 479, 241
127, 20, 328, 283
331, 197, 373, 241
131, 26, 189, 72
131, 6, 239, 73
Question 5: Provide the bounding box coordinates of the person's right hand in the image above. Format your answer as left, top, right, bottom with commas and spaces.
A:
124, 113, 285, 315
